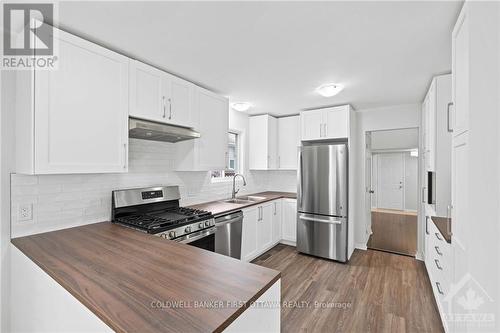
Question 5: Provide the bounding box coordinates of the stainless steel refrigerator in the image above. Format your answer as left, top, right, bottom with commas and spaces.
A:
297, 142, 348, 262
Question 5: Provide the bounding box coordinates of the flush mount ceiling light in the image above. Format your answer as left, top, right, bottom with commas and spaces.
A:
231, 102, 252, 112
316, 83, 344, 97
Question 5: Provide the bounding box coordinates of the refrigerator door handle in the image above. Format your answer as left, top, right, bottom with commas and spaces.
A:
299, 213, 343, 224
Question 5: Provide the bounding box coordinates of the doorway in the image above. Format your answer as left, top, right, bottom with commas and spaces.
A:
365, 128, 419, 256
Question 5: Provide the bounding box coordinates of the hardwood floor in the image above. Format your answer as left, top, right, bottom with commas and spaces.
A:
252, 245, 443, 333
368, 209, 417, 256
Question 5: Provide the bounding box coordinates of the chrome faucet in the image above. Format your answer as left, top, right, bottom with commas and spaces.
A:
232, 174, 247, 199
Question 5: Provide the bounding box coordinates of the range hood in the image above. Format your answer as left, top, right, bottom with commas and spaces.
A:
129, 117, 200, 143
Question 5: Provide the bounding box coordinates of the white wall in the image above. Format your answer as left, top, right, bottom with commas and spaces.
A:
354, 104, 421, 251
371, 128, 419, 150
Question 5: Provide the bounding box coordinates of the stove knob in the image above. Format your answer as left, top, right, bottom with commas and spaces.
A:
205, 221, 210, 227
168, 231, 176, 239
185, 226, 192, 233
198, 223, 204, 229
162, 234, 167, 239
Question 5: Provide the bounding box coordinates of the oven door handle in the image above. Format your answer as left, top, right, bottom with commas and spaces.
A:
176, 227, 216, 244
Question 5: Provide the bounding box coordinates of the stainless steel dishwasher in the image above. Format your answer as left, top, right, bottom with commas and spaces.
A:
215, 211, 243, 259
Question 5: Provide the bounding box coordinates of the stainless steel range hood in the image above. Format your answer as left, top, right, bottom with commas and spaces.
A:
129, 117, 200, 143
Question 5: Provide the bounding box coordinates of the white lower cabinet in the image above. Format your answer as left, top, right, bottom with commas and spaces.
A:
281, 198, 297, 244
241, 199, 294, 262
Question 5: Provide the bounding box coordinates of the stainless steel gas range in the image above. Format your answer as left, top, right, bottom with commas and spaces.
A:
111, 186, 215, 251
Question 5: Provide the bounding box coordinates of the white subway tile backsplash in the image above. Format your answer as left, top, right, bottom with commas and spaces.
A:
10, 138, 296, 238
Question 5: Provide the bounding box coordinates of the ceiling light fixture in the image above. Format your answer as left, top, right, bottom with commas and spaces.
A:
316, 83, 344, 97
231, 102, 252, 112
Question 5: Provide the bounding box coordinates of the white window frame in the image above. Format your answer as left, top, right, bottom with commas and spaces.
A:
211, 129, 242, 183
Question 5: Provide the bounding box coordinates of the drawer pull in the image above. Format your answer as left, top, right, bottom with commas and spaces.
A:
434, 259, 443, 270
435, 232, 443, 241
436, 282, 444, 295
434, 246, 442, 256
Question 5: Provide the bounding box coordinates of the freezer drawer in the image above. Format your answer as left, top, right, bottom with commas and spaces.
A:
296, 212, 347, 262
297, 143, 348, 217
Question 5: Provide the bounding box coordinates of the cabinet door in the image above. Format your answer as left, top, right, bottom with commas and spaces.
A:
241, 207, 259, 262
257, 204, 273, 251
271, 200, 282, 244
426, 81, 437, 171
249, 115, 269, 169
300, 110, 322, 141
169, 76, 192, 127
324, 106, 349, 139
452, 8, 469, 136
282, 199, 297, 242
278, 116, 300, 169
129, 60, 168, 122
34, 28, 129, 174
267, 116, 278, 169
197, 89, 228, 170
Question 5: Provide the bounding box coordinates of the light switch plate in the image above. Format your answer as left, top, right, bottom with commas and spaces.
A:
18, 203, 33, 222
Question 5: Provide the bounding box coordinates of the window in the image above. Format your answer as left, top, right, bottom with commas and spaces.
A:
211, 132, 240, 181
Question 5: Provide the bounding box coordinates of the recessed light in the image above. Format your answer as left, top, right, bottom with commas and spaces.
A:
231, 102, 252, 112
316, 83, 344, 97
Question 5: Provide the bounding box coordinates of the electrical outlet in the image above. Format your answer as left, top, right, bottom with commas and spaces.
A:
18, 204, 33, 222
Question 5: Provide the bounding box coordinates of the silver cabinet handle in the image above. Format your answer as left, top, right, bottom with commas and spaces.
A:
434, 259, 443, 270
435, 246, 442, 256
425, 216, 429, 235
123, 143, 127, 169
435, 282, 444, 295
162, 96, 166, 118
273, 202, 277, 215
447, 102, 453, 132
422, 187, 427, 203
168, 98, 172, 120
435, 232, 443, 241
278, 156, 281, 169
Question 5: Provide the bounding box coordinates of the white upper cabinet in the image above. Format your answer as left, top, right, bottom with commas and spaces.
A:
129, 60, 193, 128
174, 87, 228, 171
278, 116, 300, 169
300, 105, 350, 141
16, 27, 129, 174
452, 6, 469, 137
423, 79, 437, 171
249, 115, 278, 170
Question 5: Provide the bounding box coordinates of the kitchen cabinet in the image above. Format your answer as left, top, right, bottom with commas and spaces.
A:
257, 203, 273, 251
281, 198, 297, 244
452, 6, 469, 137
300, 105, 350, 141
277, 116, 300, 169
423, 80, 437, 171
174, 87, 228, 171
249, 115, 278, 170
271, 200, 282, 244
15, 27, 129, 174
129, 60, 193, 128
241, 206, 259, 262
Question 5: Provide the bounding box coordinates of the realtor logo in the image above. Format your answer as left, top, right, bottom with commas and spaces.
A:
3, 3, 53, 55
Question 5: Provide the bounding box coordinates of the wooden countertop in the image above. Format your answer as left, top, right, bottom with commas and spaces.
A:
11, 222, 281, 333
189, 191, 297, 216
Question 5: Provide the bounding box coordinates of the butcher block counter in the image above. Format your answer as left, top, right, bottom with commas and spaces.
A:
189, 191, 297, 216
11, 222, 281, 333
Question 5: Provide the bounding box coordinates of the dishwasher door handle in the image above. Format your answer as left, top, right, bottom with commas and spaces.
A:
215, 217, 242, 227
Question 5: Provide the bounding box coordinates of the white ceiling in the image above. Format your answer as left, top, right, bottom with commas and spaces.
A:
56, 1, 462, 116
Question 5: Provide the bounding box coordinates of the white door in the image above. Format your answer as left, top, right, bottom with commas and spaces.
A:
376, 153, 404, 210
365, 133, 373, 236
426, 81, 436, 171
324, 107, 348, 139
278, 116, 300, 169
267, 116, 278, 169
197, 89, 228, 170
452, 9, 469, 137
241, 207, 259, 262
300, 110, 322, 140
282, 199, 297, 242
169, 76, 192, 127
271, 200, 282, 244
34, 28, 129, 174
129, 60, 169, 122
257, 203, 273, 251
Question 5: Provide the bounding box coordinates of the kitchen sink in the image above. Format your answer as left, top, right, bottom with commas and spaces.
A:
220, 196, 266, 205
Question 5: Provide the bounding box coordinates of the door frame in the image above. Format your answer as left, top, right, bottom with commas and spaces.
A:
363, 126, 423, 259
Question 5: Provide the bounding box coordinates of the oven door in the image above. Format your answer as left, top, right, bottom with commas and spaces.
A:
176, 227, 216, 252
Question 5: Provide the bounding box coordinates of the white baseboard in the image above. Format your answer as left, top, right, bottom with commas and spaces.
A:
279, 239, 296, 247
355, 243, 367, 250
415, 251, 424, 261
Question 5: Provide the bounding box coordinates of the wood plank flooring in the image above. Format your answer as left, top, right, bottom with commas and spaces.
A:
252, 245, 443, 333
